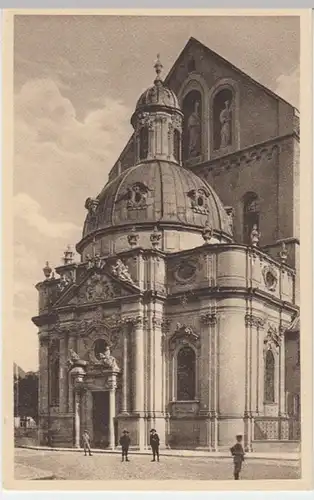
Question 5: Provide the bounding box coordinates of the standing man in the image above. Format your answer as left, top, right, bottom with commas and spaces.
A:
82, 429, 92, 457
149, 429, 160, 462
230, 434, 245, 480
119, 429, 131, 462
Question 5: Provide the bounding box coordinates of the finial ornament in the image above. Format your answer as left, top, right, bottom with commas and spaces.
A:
279, 242, 288, 264
43, 261, 52, 279
63, 245, 74, 265
154, 54, 163, 84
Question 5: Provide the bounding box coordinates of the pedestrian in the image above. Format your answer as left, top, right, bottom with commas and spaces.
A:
119, 429, 131, 462
149, 428, 160, 462
230, 434, 245, 480
82, 429, 93, 456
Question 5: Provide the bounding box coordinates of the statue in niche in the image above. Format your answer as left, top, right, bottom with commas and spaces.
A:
99, 346, 120, 371
219, 100, 232, 148
250, 224, 261, 247
187, 101, 201, 157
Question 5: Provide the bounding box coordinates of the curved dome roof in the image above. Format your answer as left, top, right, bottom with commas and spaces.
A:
82, 160, 232, 240
131, 54, 181, 124
135, 84, 180, 113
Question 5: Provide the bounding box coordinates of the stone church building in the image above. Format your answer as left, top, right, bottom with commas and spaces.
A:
32, 37, 300, 452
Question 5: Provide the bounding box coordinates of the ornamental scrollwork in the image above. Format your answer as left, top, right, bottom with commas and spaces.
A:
187, 188, 210, 215
245, 314, 265, 329
169, 322, 200, 351
115, 182, 153, 210
263, 324, 282, 351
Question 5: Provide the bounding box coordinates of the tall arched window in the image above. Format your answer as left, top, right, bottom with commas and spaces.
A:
264, 350, 275, 403
49, 339, 60, 406
243, 192, 259, 244
173, 128, 181, 163
182, 90, 202, 161
177, 346, 196, 401
139, 126, 149, 161
213, 88, 233, 151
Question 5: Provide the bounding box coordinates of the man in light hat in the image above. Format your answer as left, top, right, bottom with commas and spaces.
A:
119, 429, 131, 462
149, 428, 160, 462
82, 429, 92, 457
230, 434, 245, 480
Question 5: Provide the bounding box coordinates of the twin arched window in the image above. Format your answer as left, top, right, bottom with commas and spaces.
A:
176, 346, 196, 401
264, 350, 275, 403
182, 85, 235, 162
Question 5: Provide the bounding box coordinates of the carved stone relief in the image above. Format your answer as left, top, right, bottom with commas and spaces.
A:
187, 188, 210, 215
264, 324, 282, 351
115, 182, 153, 210
169, 322, 200, 351
262, 265, 278, 292
77, 274, 122, 303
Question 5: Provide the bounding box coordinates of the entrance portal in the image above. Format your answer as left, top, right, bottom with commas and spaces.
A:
92, 391, 109, 448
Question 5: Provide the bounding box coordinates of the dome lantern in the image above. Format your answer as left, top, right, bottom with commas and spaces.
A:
131, 55, 183, 165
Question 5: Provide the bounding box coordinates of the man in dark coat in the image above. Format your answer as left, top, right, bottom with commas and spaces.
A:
119, 429, 131, 462
149, 429, 160, 462
230, 434, 245, 480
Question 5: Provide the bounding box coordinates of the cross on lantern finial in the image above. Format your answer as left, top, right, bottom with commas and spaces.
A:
154, 53, 163, 84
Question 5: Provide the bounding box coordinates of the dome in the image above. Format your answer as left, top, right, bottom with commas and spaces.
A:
131, 54, 182, 126
81, 160, 232, 241
135, 84, 180, 113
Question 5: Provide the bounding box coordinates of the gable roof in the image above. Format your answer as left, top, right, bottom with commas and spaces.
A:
108, 35, 298, 181
165, 37, 298, 111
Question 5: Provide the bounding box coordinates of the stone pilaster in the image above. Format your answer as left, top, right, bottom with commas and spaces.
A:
200, 311, 218, 450
39, 335, 49, 414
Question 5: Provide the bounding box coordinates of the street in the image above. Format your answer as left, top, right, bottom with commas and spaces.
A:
14, 448, 300, 481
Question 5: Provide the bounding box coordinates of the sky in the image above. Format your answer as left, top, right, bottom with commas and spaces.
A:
13, 14, 300, 372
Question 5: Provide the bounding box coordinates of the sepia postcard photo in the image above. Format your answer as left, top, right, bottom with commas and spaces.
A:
2, 8, 313, 492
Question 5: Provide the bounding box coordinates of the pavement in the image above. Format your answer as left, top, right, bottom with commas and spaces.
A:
17, 444, 300, 463
14, 447, 301, 481
14, 463, 56, 480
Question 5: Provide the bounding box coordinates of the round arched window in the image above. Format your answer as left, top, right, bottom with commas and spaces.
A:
177, 346, 196, 401
94, 339, 108, 360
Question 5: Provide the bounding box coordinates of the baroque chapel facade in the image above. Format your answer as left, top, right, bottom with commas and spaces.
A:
33, 37, 300, 452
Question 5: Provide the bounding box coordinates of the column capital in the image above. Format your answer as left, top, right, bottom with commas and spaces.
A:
200, 312, 217, 326
245, 313, 265, 329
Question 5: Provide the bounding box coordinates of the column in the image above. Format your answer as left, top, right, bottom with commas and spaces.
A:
74, 389, 81, 448
121, 327, 129, 414
279, 338, 286, 415
109, 386, 116, 449
134, 318, 144, 413
133, 317, 145, 450
59, 336, 67, 413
